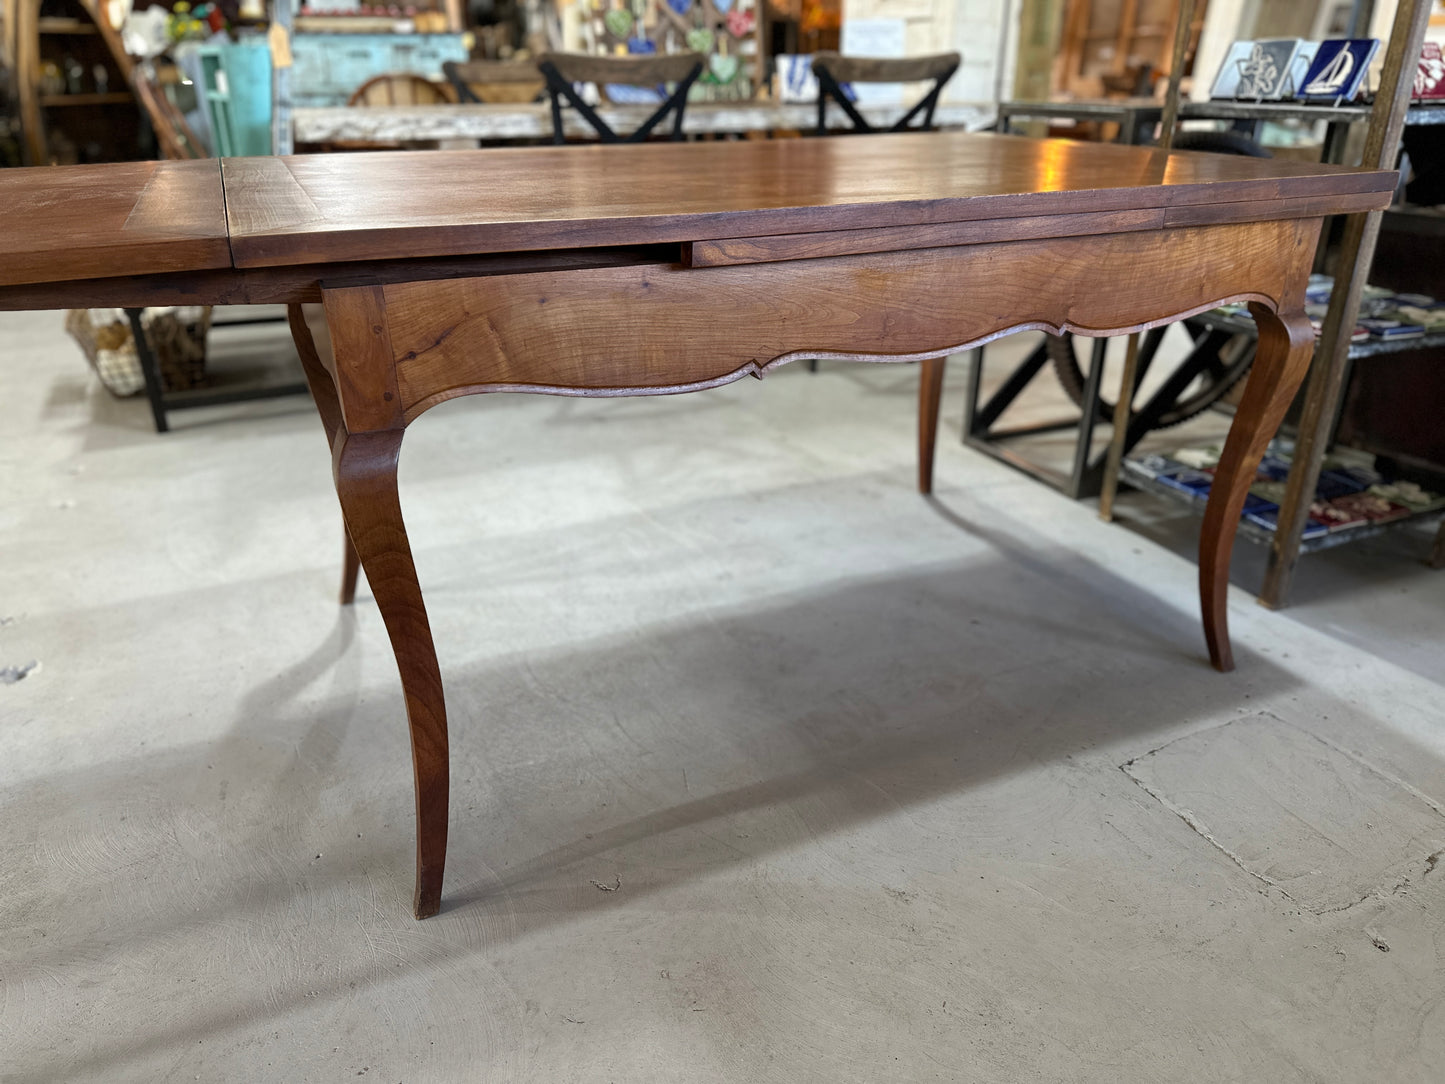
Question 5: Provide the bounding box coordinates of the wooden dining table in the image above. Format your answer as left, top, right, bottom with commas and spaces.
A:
0, 133, 1396, 918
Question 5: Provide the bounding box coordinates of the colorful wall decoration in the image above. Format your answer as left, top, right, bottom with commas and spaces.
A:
570, 0, 760, 100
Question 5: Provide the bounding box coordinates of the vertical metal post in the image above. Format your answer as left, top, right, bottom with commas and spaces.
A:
127, 308, 170, 434
1068, 338, 1109, 498
1097, 0, 1195, 521
1096, 333, 1140, 519
963, 346, 985, 438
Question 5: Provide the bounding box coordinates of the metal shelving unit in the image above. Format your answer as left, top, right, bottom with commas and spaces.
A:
1192, 306, 1445, 362
990, 0, 1445, 603
1120, 457, 1445, 556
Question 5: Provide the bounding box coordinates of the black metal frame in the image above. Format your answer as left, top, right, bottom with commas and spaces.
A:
994, 100, 1163, 145
961, 322, 1256, 499
443, 61, 484, 104
538, 60, 702, 145
127, 309, 308, 434
812, 60, 958, 134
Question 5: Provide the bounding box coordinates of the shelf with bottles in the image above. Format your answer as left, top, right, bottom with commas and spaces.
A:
38, 91, 133, 105
18, 0, 142, 163
36, 16, 96, 33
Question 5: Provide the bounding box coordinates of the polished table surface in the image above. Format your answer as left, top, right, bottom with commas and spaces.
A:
0, 133, 1398, 917
0, 134, 1396, 287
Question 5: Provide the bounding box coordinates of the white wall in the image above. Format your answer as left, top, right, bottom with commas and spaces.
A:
840, 0, 1018, 102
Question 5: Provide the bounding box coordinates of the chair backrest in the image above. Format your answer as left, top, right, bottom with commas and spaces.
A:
134, 63, 208, 160
443, 59, 545, 104
537, 52, 704, 145
811, 51, 960, 135
348, 73, 452, 107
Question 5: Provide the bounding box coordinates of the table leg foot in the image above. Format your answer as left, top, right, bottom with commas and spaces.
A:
334, 428, 450, 918
918, 356, 946, 494
1199, 303, 1314, 672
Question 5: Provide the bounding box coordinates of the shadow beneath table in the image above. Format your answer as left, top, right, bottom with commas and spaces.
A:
8, 480, 1410, 1079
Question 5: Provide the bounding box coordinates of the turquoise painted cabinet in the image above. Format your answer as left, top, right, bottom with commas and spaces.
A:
290, 34, 470, 106
198, 42, 273, 156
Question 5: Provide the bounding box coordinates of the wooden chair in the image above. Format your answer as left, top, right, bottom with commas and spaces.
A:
443, 59, 545, 104
537, 51, 703, 144
811, 51, 960, 135
347, 73, 452, 107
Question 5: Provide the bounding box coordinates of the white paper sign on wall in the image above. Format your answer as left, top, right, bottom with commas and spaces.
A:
841, 17, 906, 106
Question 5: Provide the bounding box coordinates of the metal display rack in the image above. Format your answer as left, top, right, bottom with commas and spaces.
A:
1119, 456, 1445, 556
983, 0, 1445, 606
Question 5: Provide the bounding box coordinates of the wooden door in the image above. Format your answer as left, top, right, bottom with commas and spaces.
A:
1055, 0, 1208, 98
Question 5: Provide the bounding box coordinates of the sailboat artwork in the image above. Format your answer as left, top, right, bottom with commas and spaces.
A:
1307, 46, 1354, 94
1299, 39, 1380, 101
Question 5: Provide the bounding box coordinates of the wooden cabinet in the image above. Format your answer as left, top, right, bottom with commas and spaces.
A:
13, 0, 142, 164
1055, 0, 1208, 98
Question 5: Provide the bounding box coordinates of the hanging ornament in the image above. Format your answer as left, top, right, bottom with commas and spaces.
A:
603, 7, 634, 37
709, 52, 739, 82
725, 8, 753, 37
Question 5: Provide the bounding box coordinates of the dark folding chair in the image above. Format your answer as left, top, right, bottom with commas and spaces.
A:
537, 52, 704, 144
811, 51, 961, 135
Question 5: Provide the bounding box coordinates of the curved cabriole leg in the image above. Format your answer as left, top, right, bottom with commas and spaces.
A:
1199, 303, 1315, 672
340, 530, 361, 605
918, 356, 946, 494
334, 429, 450, 919
286, 304, 365, 607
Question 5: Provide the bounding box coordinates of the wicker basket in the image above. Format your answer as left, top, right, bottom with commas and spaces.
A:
65, 307, 212, 397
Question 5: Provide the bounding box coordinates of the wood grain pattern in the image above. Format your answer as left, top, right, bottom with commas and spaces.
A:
220, 134, 1395, 268
690, 191, 1395, 267
811, 51, 961, 83
0, 159, 230, 287
445, 58, 550, 84
687, 209, 1166, 266
0, 247, 678, 312
381, 218, 1320, 422
322, 286, 406, 432
333, 429, 450, 919
918, 357, 945, 494
1199, 303, 1317, 671
287, 302, 363, 606
292, 301, 448, 918
1160, 190, 1392, 228
538, 51, 704, 85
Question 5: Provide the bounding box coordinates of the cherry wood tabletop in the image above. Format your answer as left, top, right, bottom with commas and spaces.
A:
0, 134, 1397, 290
220, 133, 1397, 268
0, 159, 231, 288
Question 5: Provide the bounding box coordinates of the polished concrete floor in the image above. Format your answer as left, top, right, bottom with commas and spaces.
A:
2, 309, 1443, 1082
